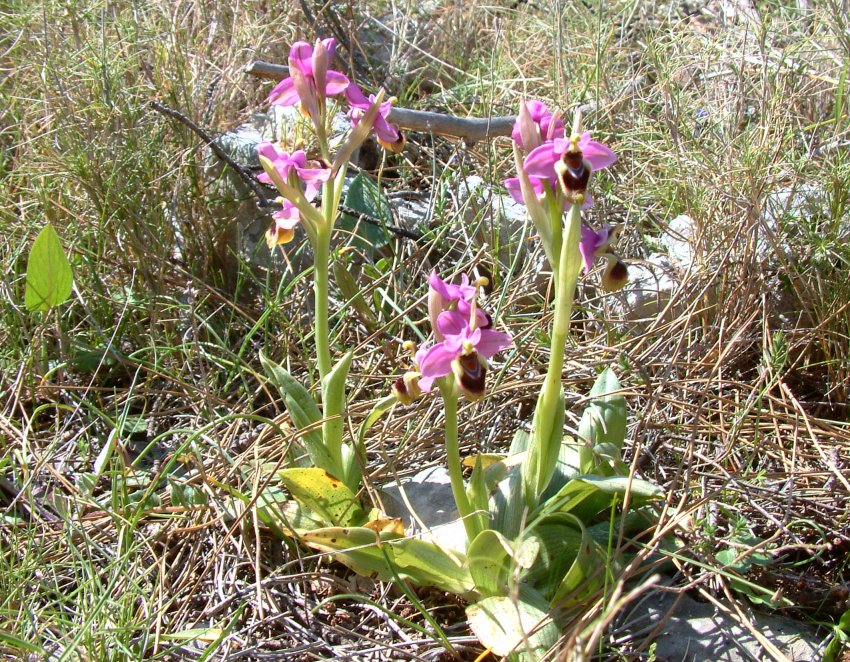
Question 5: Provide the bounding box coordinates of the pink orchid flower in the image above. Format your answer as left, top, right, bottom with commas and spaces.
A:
345, 83, 404, 152
266, 200, 302, 248
427, 271, 489, 340
511, 100, 565, 151
256, 143, 330, 199
268, 38, 350, 122
505, 133, 616, 208
418, 310, 512, 399
579, 224, 629, 292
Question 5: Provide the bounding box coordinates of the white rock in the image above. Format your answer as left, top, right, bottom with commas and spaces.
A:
658, 213, 696, 270
615, 253, 680, 322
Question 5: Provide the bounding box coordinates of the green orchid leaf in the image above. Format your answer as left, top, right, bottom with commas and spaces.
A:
550, 515, 608, 607
466, 594, 559, 659
468, 529, 513, 597
540, 435, 582, 501
577, 368, 627, 473
542, 475, 664, 523
259, 352, 332, 470
300, 526, 398, 578
490, 463, 525, 540
25, 224, 74, 312
357, 394, 397, 451
465, 454, 490, 536
465, 452, 526, 490
519, 518, 585, 598
392, 538, 475, 595
524, 385, 565, 505
300, 528, 474, 595
321, 351, 358, 490
277, 467, 365, 527
340, 172, 392, 252
509, 429, 531, 455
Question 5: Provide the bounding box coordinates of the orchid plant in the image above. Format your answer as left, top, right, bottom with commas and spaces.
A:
255, 40, 663, 659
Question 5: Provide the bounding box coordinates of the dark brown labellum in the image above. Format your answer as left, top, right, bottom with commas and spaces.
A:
453, 351, 487, 400
610, 260, 628, 282
559, 152, 591, 194
392, 375, 415, 405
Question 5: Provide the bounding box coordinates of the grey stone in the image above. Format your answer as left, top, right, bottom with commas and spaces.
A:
380, 466, 468, 553
617, 590, 826, 661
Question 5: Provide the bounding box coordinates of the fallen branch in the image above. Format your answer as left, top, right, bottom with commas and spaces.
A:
244, 60, 516, 143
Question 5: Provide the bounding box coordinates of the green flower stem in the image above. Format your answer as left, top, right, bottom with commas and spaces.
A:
533, 203, 583, 496
441, 385, 479, 544
314, 232, 332, 381
314, 177, 337, 382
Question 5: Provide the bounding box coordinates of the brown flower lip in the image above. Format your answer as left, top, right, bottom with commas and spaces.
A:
452, 351, 487, 400
558, 149, 591, 194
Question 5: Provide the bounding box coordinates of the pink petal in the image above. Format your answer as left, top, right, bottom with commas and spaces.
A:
345, 83, 370, 108
579, 224, 610, 272
256, 142, 282, 162
418, 374, 436, 392
311, 39, 329, 95
436, 310, 467, 338
504, 178, 525, 204
475, 329, 512, 358
321, 38, 336, 62
324, 70, 350, 96
273, 203, 301, 227
419, 342, 456, 380
289, 63, 318, 121
373, 115, 400, 143
289, 41, 314, 75
289, 151, 308, 169
505, 176, 545, 205
523, 143, 559, 179
268, 77, 299, 106
579, 133, 617, 171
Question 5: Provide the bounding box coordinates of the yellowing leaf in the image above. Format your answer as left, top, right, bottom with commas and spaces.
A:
277, 467, 365, 526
